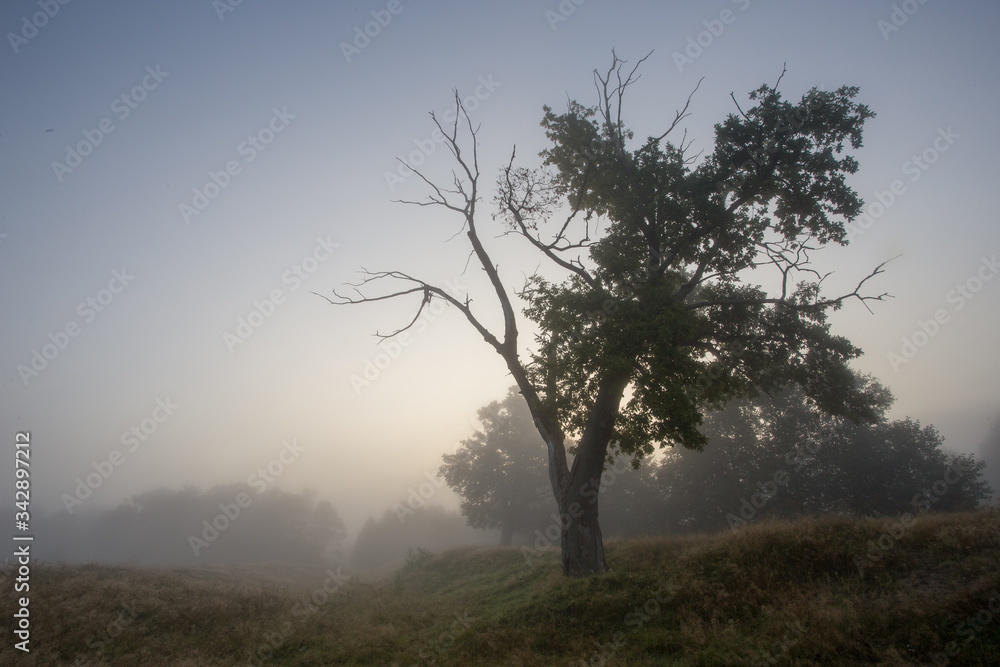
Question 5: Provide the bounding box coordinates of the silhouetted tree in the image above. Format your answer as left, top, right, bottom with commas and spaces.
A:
350, 505, 496, 571
806, 418, 990, 517
440, 388, 555, 545
326, 53, 889, 574
655, 381, 993, 533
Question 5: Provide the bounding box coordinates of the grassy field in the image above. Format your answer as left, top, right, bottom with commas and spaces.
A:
3, 510, 999, 666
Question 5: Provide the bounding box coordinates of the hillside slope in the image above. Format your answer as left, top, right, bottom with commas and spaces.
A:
3, 510, 999, 666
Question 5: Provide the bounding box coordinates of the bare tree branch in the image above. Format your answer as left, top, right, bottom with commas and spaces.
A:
495, 149, 599, 288
653, 76, 704, 143
684, 256, 897, 313
318, 93, 571, 495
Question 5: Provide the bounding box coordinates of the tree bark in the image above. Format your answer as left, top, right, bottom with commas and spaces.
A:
556, 369, 633, 575
559, 491, 606, 575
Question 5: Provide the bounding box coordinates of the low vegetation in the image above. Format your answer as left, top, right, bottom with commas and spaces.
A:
3, 510, 999, 665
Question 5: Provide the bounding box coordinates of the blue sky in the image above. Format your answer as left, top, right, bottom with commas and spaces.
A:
2, 0, 998, 534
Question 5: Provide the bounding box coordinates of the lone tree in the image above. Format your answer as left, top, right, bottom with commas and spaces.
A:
325, 53, 890, 575
440, 387, 554, 546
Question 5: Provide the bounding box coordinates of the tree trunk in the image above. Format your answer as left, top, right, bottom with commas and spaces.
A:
556, 369, 633, 576
500, 521, 513, 546
560, 492, 607, 575
502, 338, 633, 576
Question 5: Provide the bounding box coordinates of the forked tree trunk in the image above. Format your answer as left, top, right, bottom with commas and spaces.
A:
553, 371, 631, 576
505, 348, 632, 576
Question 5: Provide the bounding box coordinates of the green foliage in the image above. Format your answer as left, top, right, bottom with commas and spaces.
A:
499, 61, 883, 463
440, 388, 556, 541
442, 379, 993, 541
654, 382, 994, 533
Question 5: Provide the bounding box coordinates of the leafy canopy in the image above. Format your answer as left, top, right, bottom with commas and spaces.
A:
440, 388, 552, 536
495, 60, 884, 462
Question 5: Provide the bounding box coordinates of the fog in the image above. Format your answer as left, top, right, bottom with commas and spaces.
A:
2, 0, 999, 572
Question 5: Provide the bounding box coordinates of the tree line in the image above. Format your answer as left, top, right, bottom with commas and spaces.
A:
441, 382, 993, 543
35, 486, 345, 566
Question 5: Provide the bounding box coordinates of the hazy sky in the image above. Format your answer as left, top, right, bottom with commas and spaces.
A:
2, 0, 998, 536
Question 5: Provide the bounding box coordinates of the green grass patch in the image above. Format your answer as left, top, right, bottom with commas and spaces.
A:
3, 510, 998, 665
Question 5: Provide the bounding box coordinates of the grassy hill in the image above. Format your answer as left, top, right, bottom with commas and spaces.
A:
3, 510, 999, 666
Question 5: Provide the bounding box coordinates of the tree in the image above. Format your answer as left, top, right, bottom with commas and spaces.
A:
807, 416, 991, 517
655, 377, 880, 531
655, 380, 992, 534
440, 387, 555, 545
584, 455, 664, 539
350, 505, 496, 571
324, 52, 890, 575
35, 485, 346, 566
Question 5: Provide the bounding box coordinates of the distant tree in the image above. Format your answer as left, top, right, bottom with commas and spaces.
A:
35, 486, 346, 566
587, 459, 664, 538
238, 488, 347, 562
806, 417, 991, 517
327, 52, 889, 574
350, 505, 496, 571
654, 392, 805, 532
440, 388, 555, 545
655, 381, 993, 533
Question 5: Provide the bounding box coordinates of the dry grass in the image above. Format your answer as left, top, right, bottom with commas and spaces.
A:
2, 510, 999, 665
